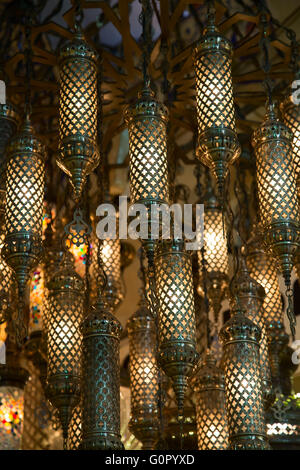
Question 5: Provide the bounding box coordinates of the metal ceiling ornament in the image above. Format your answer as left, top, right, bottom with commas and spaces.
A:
252, 101, 300, 337
194, 3, 240, 201
127, 294, 160, 450
81, 295, 123, 450
58, 28, 99, 201
45, 250, 84, 449
2, 115, 45, 345
231, 254, 273, 407
219, 305, 270, 450
190, 350, 229, 450
155, 239, 198, 414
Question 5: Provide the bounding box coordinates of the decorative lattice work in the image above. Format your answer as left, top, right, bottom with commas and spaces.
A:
68, 404, 82, 450
247, 244, 283, 325
191, 353, 228, 450
47, 291, 82, 377
155, 242, 196, 343
255, 141, 299, 226
0, 229, 13, 298
194, 42, 235, 133
0, 104, 19, 188
81, 307, 123, 450
198, 208, 229, 275
5, 145, 44, 235
22, 361, 51, 450
281, 97, 300, 183
220, 311, 269, 450
125, 88, 169, 206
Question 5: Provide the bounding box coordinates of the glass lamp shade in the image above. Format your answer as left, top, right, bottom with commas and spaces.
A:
193, 17, 240, 197
58, 29, 99, 200
46, 252, 84, 443
155, 239, 198, 412
220, 307, 270, 450
252, 103, 300, 334
190, 351, 229, 450
127, 298, 160, 450
0, 386, 24, 450
280, 91, 300, 200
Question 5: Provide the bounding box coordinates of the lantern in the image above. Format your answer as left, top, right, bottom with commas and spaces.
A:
81, 297, 123, 450
127, 296, 160, 450
45, 251, 84, 446
252, 102, 300, 335
2, 116, 45, 343
197, 179, 229, 322
0, 103, 20, 192
155, 239, 198, 412
58, 29, 99, 200
29, 266, 45, 335
219, 306, 270, 449
280, 84, 300, 200
231, 255, 273, 406
190, 351, 229, 450
194, 8, 240, 198
124, 85, 169, 253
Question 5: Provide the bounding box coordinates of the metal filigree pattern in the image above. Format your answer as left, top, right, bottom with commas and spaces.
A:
99, 238, 123, 308
252, 103, 300, 334
194, 16, 240, 196
46, 252, 84, 442
231, 257, 273, 406
190, 352, 229, 450
58, 30, 99, 199
280, 94, 300, 199
127, 299, 160, 450
155, 239, 198, 412
68, 404, 82, 450
0, 103, 19, 191
81, 299, 123, 450
220, 308, 270, 450
124, 86, 169, 207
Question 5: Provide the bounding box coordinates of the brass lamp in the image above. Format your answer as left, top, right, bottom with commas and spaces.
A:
58, 29, 99, 200
155, 239, 198, 413
194, 6, 240, 198
2, 116, 45, 344
127, 295, 160, 450
252, 102, 300, 335
46, 251, 84, 447
190, 350, 229, 450
220, 306, 270, 450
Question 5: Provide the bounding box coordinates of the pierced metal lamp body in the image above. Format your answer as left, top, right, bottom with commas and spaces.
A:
155, 239, 198, 412
127, 298, 160, 450
124, 86, 169, 252
58, 30, 99, 200
2, 117, 45, 342
80, 299, 123, 450
220, 308, 270, 450
0, 103, 19, 191
194, 21, 240, 197
46, 252, 84, 442
190, 352, 229, 450
231, 258, 273, 406
252, 103, 300, 334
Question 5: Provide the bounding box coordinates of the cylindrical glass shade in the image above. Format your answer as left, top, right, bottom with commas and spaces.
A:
58, 30, 99, 199
0, 386, 24, 450
190, 352, 228, 450
220, 308, 270, 449
100, 238, 123, 307
155, 239, 198, 411
127, 299, 160, 450
124, 86, 169, 207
